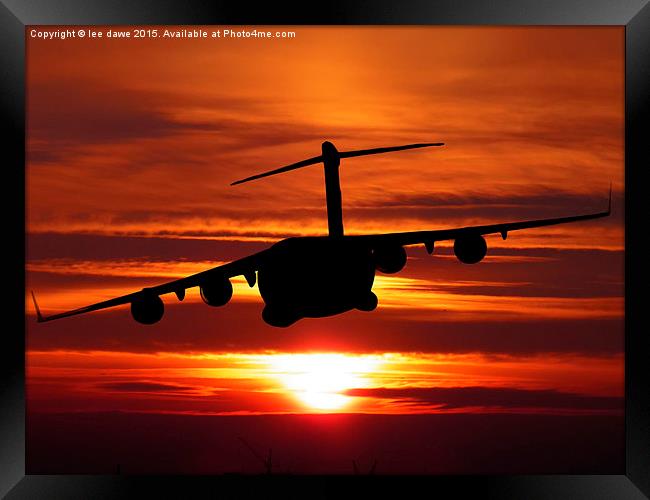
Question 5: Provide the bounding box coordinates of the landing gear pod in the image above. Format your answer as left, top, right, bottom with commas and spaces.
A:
262, 306, 297, 328
131, 293, 164, 324
356, 292, 378, 312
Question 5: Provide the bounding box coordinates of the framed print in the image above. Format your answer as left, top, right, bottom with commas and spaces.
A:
2, 1, 648, 498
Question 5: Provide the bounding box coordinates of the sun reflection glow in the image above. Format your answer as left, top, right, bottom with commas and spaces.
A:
265, 353, 384, 411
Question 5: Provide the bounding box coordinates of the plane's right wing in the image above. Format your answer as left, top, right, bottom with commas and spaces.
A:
349, 188, 612, 250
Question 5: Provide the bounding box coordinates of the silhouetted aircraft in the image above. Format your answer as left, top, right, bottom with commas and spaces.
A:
31, 141, 611, 327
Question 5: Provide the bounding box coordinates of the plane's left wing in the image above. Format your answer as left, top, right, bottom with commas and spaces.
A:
31, 248, 270, 323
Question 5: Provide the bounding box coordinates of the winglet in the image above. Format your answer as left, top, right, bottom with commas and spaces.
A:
608, 182, 612, 214
31, 290, 44, 322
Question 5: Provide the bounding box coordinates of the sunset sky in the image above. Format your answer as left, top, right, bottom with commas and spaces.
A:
26, 26, 624, 474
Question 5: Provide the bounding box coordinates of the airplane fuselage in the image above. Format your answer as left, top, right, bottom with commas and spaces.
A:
257, 237, 378, 327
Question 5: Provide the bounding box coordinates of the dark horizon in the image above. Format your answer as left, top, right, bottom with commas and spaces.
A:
28, 412, 624, 475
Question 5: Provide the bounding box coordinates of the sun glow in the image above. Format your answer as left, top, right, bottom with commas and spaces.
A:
265, 353, 384, 411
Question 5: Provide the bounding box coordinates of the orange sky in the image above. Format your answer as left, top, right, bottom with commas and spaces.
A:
26, 27, 624, 423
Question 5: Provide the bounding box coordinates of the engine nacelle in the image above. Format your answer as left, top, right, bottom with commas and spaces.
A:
454, 233, 487, 264
131, 293, 164, 324
200, 278, 233, 307
373, 245, 407, 274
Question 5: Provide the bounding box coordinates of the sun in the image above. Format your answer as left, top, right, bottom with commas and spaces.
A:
266, 353, 382, 411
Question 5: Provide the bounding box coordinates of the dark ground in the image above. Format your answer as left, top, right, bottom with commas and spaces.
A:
27, 411, 624, 475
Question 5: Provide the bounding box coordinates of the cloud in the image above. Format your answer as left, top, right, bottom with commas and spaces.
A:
25, 300, 624, 356
345, 386, 623, 411
27, 79, 398, 166
28, 82, 191, 146
27, 232, 270, 262
98, 381, 196, 393
347, 189, 620, 223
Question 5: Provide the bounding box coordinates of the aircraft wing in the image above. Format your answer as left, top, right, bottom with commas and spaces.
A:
350, 191, 611, 249
31, 248, 270, 323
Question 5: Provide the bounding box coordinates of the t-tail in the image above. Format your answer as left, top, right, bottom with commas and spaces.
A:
231, 141, 444, 237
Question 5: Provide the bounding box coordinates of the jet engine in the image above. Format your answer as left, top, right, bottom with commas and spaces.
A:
131, 293, 164, 324
373, 245, 407, 274
200, 278, 233, 307
454, 233, 487, 264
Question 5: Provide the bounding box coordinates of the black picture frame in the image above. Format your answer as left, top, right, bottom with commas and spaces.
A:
2, 1, 648, 498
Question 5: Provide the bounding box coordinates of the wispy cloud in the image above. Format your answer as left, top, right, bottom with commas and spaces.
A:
345, 386, 623, 413
98, 381, 197, 394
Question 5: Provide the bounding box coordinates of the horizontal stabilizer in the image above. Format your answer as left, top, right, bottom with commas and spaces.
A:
231, 155, 323, 185
231, 141, 444, 186
339, 142, 444, 159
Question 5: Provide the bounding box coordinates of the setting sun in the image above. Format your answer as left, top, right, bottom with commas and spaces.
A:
265, 353, 383, 410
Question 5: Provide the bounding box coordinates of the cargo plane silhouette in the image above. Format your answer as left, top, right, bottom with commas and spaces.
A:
31, 141, 611, 327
